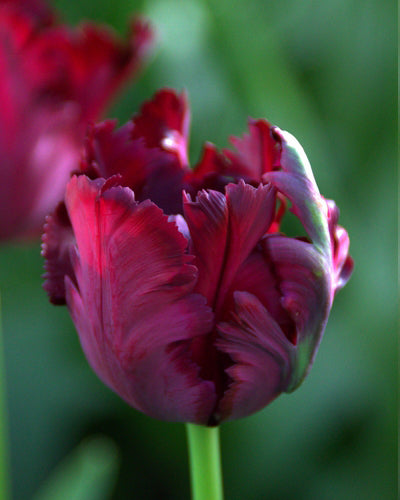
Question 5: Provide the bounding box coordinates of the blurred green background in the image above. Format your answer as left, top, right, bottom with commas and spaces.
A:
0, 0, 397, 498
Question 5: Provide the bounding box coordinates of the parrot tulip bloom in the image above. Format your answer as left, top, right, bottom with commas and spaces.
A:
0, 0, 153, 241
43, 89, 353, 425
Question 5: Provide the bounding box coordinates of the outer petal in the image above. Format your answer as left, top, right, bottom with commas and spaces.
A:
131, 89, 190, 168
64, 175, 216, 423
261, 234, 332, 390
225, 249, 296, 343
216, 292, 295, 421
326, 199, 354, 292
0, 102, 81, 240
42, 201, 75, 305
264, 128, 331, 253
183, 181, 276, 423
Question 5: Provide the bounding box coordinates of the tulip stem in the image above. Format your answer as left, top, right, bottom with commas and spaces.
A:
186, 423, 223, 500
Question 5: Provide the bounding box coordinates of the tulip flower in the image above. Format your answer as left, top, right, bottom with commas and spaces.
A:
42, 89, 353, 426
0, 0, 153, 241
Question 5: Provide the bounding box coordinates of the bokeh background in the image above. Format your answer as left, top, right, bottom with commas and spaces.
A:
0, 0, 397, 498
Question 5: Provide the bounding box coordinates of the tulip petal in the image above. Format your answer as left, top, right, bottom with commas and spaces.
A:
225, 249, 296, 343
216, 291, 295, 421
216, 181, 276, 311
183, 189, 228, 305
184, 142, 232, 195
58, 18, 154, 121
326, 199, 354, 292
81, 119, 185, 215
189, 142, 229, 182
223, 119, 280, 181
65, 175, 216, 423
264, 128, 331, 252
42, 201, 75, 304
183, 181, 276, 313
132, 89, 190, 168
261, 234, 331, 389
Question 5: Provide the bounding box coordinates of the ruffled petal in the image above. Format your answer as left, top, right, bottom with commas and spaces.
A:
183, 181, 276, 312
183, 189, 228, 306
216, 292, 295, 421
81, 119, 185, 215
41, 201, 75, 304
216, 181, 276, 312
326, 199, 354, 292
189, 143, 228, 182
64, 175, 216, 423
225, 249, 296, 343
184, 142, 232, 195
48, 18, 153, 121
223, 119, 280, 181
261, 234, 332, 389
81, 120, 158, 187
131, 89, 190, 168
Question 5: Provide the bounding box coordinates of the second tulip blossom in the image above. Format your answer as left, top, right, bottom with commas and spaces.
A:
43, 89, 353, 425
0, 0, 153, 240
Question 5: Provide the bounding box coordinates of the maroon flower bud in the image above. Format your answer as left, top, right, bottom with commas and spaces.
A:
43, 89, 353, 425
0, 0, 153, 240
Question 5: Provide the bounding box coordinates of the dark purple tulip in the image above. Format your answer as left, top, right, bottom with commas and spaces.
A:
43, 89, 353, 425
0, 0, 153, 241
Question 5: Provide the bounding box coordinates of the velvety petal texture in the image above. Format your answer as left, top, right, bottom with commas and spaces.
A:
0, 0, 153, 241
43, 88, 353, 424
64, 175, 216, 422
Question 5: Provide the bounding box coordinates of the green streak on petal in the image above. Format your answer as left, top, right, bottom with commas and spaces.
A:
286, 335, 315, 392
305, 198, 331, 253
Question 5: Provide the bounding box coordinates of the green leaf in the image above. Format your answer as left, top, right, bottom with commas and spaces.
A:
33, 436, 119, 500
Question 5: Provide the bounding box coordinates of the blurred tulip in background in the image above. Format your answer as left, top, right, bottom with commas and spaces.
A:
0, 0, 152, 240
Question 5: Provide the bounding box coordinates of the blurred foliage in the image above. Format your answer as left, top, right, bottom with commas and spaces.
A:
34, 436, 119, 500
0, 0, 397, 498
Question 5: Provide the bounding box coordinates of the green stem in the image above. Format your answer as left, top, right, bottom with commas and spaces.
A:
186, 424, 223, 500
0, 296, 10, 500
